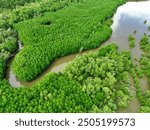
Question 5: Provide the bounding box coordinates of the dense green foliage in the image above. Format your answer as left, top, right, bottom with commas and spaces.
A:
128, 34, 135, 48
0, 44, 133, 112
64, 44, 133, 111
1, 0, 149, 113
0, 0, 133, 113
0, 28, 18, 53
134, 65, 143, 78
140, 35, 150, 79
0, 0, 40, 10
0, 75, 93, 113
0, 0, 80, 26
0, 0, 149, 113
140, 54, 150, 79
140, 91, 150, 112
130, 68, 143, 102
2, 0, 147, 113
0, 0, 134, 113
139, 34, 150, 112
140, 34, 150, 52
0, 0, 83, 80
12, 0, 125, 81
0, 58, 6, 79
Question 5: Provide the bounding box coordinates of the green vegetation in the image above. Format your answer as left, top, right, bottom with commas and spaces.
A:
0, 75, 93, 113
128, 34, 135, 48
140, 34, 150, 52
0, 58, 6, 79
138, 34, 150, 112
0, 0, 40, 10
144, 20, 147, 24
133, 30, 137, 34
0, 0, 134, 113
0, 28, 18, 53
0, 44, 133, 112
139, 34, 150, 83
130, 68, 143, 102
134, 65, 143, 78
1, 0, 149, 113
12, 0, 125, 81
0, 0, 79, 26
64, 44, 133, 110
148, 26, 150, 31
126, 30, 150, 112
0, 0, 84, 82
140, 91, 150, 112
140, 54, 150, 79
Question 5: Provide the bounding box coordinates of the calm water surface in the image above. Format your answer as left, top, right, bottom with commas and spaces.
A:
6, 0, 150, 112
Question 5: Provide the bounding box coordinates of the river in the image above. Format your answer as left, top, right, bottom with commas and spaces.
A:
6, 0, 150, 112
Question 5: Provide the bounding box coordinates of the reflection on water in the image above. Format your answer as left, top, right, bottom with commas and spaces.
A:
108, 1, 150, 59
6, 1, 150, 112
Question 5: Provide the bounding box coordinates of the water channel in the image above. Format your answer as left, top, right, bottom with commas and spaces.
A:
6, 0, 150, 112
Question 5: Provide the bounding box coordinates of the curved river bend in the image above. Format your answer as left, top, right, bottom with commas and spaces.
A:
6, 0, 150, 112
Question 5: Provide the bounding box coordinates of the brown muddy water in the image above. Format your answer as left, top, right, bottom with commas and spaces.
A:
6, 0, 150, 112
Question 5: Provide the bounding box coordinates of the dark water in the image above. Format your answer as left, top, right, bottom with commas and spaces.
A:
6, 0, 150, 112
